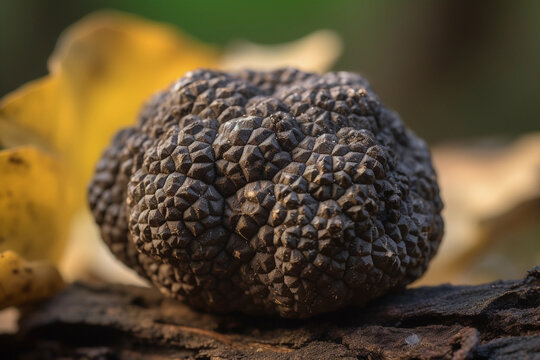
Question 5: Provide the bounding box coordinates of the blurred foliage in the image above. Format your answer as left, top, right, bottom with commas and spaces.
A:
0, 147, 67, 308
0, 12, 218, 199
1, 0, 540, 142
0, 250, 64, 309
0, 147, 68, 263
420, 135, 540, 285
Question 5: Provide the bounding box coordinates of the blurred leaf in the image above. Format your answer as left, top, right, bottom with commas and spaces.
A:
0, 11, 219, 202
222, 29, 342, 73
0, 250, 64, 309
418, 133, 540, 285
0, 76, 61, 152
0, 147, 68, 264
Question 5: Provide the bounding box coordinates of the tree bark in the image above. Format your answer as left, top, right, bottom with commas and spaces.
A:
3, 267, 539, 359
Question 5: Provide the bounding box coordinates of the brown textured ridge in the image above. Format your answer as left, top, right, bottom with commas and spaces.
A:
88, 68, 444, 318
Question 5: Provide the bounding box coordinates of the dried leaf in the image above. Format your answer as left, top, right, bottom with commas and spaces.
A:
0, 76, 61, 152
419, 133, 540, 285
0, 147, 68, 263
0, 250, 64, 309
0, 11, 219, 196
221, 29, 343, 73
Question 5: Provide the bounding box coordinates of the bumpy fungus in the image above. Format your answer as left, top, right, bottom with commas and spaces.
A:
89, 68, 444, 318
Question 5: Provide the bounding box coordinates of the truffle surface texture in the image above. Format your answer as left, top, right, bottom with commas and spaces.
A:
89, 68, 444, 318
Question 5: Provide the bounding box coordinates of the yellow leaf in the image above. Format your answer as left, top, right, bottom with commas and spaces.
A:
222, 29, 343, 73
0, 11, 219, 199
0, 250, 64, 309
418, 133, 540, 285
0, 76, 61, 152
0, 147, 68, 263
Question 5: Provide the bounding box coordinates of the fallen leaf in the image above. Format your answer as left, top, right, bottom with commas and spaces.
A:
0, 250, 64, 310
222, 29, 343, 73
0, 147, 68, 264
0, 76, 61, 153
418, 133, 540, 285
0, 11, 219, 204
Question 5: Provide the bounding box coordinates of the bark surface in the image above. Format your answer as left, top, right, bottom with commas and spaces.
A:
3, 267, 539, 359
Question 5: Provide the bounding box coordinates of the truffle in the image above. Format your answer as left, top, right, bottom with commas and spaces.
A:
89, 68, 444, 318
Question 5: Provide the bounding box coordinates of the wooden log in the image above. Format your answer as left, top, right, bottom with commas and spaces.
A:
3, 267, 539, 359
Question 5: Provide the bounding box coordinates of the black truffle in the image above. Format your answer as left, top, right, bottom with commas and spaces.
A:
89, 68, 444, 318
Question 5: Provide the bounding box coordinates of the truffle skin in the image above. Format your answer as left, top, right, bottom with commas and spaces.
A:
88, 68, 444, 318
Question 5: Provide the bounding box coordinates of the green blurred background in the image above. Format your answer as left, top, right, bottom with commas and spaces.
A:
1, 0, 539, 143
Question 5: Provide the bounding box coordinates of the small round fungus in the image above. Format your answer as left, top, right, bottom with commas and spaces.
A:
89, 68, 443, 318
